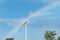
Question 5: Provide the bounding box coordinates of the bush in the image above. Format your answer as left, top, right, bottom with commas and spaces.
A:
6, 38, 14, 40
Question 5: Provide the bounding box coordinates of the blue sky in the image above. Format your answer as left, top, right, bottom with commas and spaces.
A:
0, 0, 60, 40
0, 0, 57, 18
0, 0, 46, 18
27, 2, 60, 40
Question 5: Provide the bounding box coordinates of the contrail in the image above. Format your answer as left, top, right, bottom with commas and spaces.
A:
3, 1, 60, 40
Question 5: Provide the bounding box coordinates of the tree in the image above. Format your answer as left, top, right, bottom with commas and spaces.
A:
58, 37, 60, 40
6, 38, 14, 40
44, 31, 56, 40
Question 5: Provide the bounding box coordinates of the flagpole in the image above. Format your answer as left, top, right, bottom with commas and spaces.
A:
25, 24, 27, 40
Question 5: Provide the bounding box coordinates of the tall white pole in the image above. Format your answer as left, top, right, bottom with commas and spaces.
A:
25, 24, 27, 40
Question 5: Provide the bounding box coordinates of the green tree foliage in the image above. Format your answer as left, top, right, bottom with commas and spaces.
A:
44, 31, 56, 40
6, 38, 14, 40
58, 37, 60, 40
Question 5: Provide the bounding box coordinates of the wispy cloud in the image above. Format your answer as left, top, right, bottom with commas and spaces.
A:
0, 18, 22, 26
2, 1, 60, 40
0, 18, 25, 40
28, 1, 60, 19
2, 18, 26, 40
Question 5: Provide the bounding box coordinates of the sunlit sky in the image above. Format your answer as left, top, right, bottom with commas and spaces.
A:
0, 0, 60, 40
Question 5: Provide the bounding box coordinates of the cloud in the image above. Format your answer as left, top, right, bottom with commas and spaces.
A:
2, 18, 26, 40
0, 18, 24, 26
27, 4, 60, 39
2, 1, 60, 40
28, 1, 60, 18
28, 11, 52, 19
38, 12, 52, 16
0, 18, 21, 40
27, 1, 60, 28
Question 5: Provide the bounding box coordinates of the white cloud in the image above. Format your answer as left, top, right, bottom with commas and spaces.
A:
2, 18, 27, 40
0, 18, 25, 27
28, 1, 60, 18
40, 12, 52, 16
28, 12, 52, 19
2, 1, 60, 40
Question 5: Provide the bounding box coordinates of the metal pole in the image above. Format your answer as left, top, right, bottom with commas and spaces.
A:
25, 24, 27, 40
